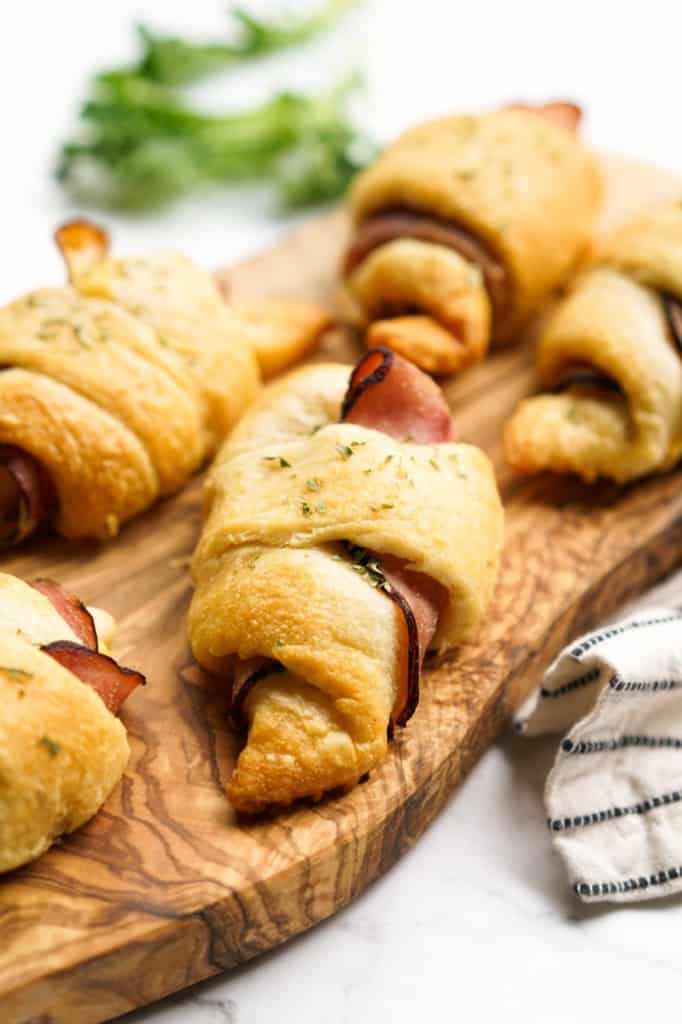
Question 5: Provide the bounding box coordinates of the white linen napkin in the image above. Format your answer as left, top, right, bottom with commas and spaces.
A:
514, 605, 682, 903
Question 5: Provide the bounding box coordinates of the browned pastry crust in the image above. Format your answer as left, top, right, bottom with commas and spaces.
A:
341, 105, 602, 374
0, 573, 131, 874
0, 223, 260, 541
189, 362, 503, 812
505, 200, 682, 483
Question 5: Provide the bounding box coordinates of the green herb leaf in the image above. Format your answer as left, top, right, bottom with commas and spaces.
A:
136, 1, 358, 86
262, 455, 292, 469
38, 735, 61, 757
55, 7, 372, 213
336, 442, 354, 460
448, 452, 469, 479
344, 542, 392, 592
306, 477, 322, 491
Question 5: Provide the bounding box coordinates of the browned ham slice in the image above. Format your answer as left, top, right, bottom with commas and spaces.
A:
29, 575, 145, 714
31, 578, 98, 651
509, 100, 582, 134
0, 446, 54, 547
42, 640, 145, 716
343, 102, 583, 325
343, 209, 508, 316
231, 656, 283, 718
341, 346, 456, 442
232, 348, 453, 731
343, 348, 450, 725
664, 296, 682, 353
550, 362, 623, 396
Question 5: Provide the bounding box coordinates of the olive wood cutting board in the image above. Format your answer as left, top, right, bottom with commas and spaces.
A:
2, 156, 682, 1024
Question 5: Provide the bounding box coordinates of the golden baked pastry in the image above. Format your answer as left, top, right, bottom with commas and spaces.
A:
0, 573, 144, 874
0, 224, 335, 545
0, 221, 260, 544
340, 102, 602, 375
505, 200, 682, 483
232, 298, 334, 379
189, 348, 503, 813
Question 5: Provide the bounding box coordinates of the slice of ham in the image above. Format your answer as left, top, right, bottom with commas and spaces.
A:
664, 295, 682, 353
231, 656, 285, 722
550, 362, 623, 396
343, 101, 582, 323
378, 556, 445, 726
29, 575, 145, 715
31, 578, 98, 651
41, 640, 145, 716
343, 209, 508, 316
507, 101, 582, 135
232, 348, 452, 731
342, 348, 449, 725
341, 346, 457, 443
0, 446, 55, 547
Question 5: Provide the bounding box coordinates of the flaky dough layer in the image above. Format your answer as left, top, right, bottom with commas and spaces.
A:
0, 230, 260, 540
190, 363, 503, 812
342, 107, 602, 368
505, 200, 682, 484
0, 575, 129, 874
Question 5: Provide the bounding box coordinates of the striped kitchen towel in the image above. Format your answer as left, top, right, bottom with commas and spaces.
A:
515, 607, 682, 903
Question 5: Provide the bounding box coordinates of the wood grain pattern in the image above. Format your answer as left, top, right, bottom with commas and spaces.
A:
2, 156, 682, 1024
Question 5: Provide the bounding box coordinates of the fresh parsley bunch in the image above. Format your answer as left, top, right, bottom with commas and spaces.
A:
56, 1, 374, 212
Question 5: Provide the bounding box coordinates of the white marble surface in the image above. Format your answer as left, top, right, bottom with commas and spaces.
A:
3, 2, 682, 1021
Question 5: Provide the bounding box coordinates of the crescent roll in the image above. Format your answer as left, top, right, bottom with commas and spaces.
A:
0, 220, 261, 545
340, 103, 602, 375
189, 348, 503, 813
505, 200, 682, 483
0, 572, 144, 874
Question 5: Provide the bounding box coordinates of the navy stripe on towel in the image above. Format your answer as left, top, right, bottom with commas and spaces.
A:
570, 614, 682, 659
548, 788, 682, 832
540, 667, 602, 700
574, 865, 682, 898
561, 735, 682, 755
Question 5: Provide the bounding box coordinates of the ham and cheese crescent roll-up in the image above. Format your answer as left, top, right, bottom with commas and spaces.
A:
340, 103, 602, 375
0, 573, 144, 874
0, 221, 260, 544
0, 222, 330, 547
189, 348, 503, 813
504, 200, 682, 483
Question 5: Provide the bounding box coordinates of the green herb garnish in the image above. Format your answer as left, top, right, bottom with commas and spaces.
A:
262, 455, 292, 469
345, 543, 392, 593
448, 452, 469, 479
55, 4, 374, 213
336, 443, 354, 460
136, 1, 358, 86
38, 735, 61, 757
306, 477, 322, 491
